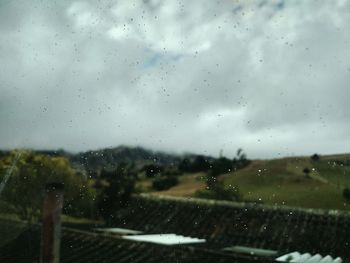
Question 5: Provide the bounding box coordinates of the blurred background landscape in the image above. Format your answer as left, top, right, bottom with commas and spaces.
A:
1, 146, 350, 225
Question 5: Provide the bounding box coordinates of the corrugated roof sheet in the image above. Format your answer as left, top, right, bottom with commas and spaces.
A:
0, 222, 275, 263
276, 252, 343, 263
1, 194, 349, 262
110, 195, 350, 261
122, 233, 206, 245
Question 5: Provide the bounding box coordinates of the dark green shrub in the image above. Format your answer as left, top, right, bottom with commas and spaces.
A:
311, 153, 320, 161
96, 163, 136, 222
152, 176, 178, 191
195, 182, 241, 202
143, 164, 164, 177
343, 188, 350, 202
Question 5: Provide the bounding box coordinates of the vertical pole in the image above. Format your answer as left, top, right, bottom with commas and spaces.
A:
40, 183, 64, 263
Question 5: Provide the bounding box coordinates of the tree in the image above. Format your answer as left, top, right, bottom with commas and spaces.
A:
232, 148, 250, 170
0, 150, 88, 222
196, 181, 241, 202
311, 154, 320, 161
143, 164, 163, 178
212, 182, 241, 201
206, 157, 232, 193
96, 162, 136, 222
303, 167, 311, 178
192, 155, 210, 172
203, 155, 238, 196
152, 175, 178, 191
211, 157, 232, 176
205, 170, 218, 189
343, 188, 350, 202
178, 156, 210, 173
178, 158, 191, 172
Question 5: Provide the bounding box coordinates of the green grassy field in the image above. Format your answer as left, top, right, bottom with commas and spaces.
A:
137, 172, 207, 197
149, 154, 350, 211
223, 155, 350, 210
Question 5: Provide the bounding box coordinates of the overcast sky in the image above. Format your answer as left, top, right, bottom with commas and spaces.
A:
1, 0, 350, 158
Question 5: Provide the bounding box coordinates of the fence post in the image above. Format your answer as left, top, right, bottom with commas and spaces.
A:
40, 183, 64, 263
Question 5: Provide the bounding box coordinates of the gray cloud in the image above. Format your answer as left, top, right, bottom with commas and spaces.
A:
1, 0, 350, 158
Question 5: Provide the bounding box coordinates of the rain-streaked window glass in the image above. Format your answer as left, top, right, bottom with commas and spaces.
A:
0, 1, 349, 262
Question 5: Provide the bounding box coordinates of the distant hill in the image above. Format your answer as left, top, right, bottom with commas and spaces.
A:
24, 146, 182, 175
70, 146, 184, 174
149, 153, 350, 211
0, 146, 217, 177
222, 155, 350, 210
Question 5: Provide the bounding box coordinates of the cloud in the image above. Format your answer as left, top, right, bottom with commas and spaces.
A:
0, 0, 350, 158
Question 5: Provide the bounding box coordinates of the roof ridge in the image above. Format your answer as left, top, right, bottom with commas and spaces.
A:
137, 193, 350, 217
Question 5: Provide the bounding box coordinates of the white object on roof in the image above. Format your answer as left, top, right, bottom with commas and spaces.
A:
94, 227, 143, 235
299, 253, 313, 262
305, 254, 322, 263
276, 252, 342, 263
122, 233, 206, 245
276, 252, 301, 262
319, 256, 335, 263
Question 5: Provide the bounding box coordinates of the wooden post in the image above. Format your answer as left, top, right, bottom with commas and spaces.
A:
40, 183, 64, 263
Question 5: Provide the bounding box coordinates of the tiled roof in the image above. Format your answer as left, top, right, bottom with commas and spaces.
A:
1, 195, 349, 262
110, 195, 350, 261
0, 221, 274, 263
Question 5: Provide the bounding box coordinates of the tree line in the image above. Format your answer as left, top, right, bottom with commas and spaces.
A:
0, 149, 254, 223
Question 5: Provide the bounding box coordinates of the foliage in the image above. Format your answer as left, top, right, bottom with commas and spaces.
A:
152, 175, 178, 191
0, 150, 90, 222
311, 153, 321, 161
211, 157, 233, 176
96, 163, 136, 222
232, 148, 251, 170
195, 149, 248, 203
63, 184, 96, 219
303, 167, 311, 177
177, 149, 249, 175
205, 171, 218, 189
163, 167, 182, 176
178, 156, 210, 173
73, 146, 180, 176
142, 164, 164, 178
178, 158, 192, 172
191, 156, 210, 172
195, 182, 241, 201
199, 149, 249, 201
343, 188, 350, 202
209, 149, 250, 177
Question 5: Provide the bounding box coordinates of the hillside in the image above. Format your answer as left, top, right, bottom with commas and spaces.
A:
70, 146, 182, 174
0, 146, 215, 177
149, 154, 350, 211
2, 147, 350, 211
